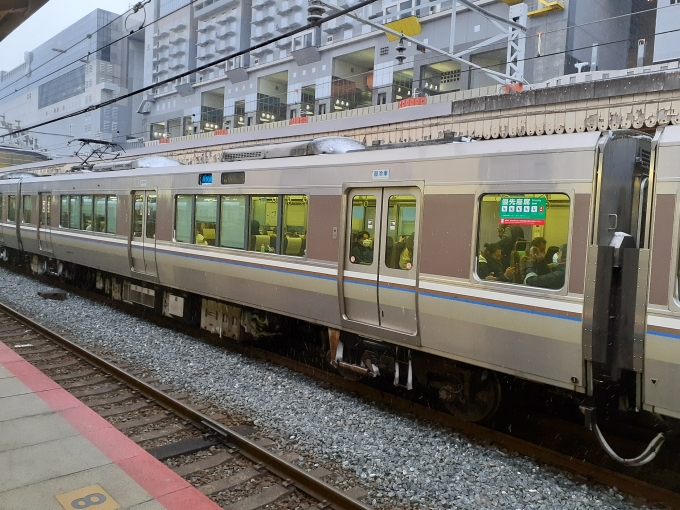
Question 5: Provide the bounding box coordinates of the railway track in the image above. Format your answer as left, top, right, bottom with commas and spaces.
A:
0, 301, 372, 510
3, 269, 680, 509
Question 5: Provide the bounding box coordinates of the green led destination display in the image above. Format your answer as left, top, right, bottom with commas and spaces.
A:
499, 196, 546, 225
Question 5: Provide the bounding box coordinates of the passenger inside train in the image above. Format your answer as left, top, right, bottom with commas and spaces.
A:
524, 244, 567, 289
398, 234, 414, 270
477, 243, 516, 282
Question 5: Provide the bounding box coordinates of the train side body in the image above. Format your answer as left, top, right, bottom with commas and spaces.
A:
1, 133, 606, 397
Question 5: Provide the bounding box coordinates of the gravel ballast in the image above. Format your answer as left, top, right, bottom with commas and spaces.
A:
0, 267, 661, 509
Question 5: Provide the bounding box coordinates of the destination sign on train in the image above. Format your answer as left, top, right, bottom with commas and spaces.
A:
499, 197, 546, 225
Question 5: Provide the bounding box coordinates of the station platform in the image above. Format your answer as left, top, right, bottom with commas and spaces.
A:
0, 340, 222, 510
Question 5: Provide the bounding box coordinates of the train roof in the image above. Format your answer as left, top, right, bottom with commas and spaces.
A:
0, 131, 609, 190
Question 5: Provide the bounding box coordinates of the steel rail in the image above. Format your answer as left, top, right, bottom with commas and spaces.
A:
2, 273, 679, 508
0, 301, 372, 510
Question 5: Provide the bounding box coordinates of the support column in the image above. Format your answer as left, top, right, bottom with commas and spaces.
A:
506, 3, 528, 83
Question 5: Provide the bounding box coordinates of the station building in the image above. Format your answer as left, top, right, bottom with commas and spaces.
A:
0, 0, 674, 151
141, 0, 664, 141
0, 9, 145, 152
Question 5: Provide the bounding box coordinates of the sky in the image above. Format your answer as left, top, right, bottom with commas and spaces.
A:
0, 0, 136, 72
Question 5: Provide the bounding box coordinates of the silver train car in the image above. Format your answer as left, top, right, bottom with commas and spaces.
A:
0, 128, 678, 464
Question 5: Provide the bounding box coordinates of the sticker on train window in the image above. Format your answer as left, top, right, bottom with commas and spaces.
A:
500, 197, 546, 225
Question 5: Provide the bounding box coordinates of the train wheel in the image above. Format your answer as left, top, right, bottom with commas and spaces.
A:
439, 369, 502, 422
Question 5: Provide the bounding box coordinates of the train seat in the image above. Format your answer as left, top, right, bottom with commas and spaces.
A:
252, 235, 270, 251
285, 236, 302, 255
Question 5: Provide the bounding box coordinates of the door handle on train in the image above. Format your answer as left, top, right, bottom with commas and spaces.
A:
608, 214, 618, 231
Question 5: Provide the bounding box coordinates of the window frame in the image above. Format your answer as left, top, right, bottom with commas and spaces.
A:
282, 194, 308, 257
60, 195, 69, 227
471, 188, 574, 296
81, 195, 94, 231
106, 195, 117, 235
22, 195, 32, 224
93, 195, 107, 233
194, 194, 219, 246
668, 189, 680, 311
7, 195, 16, 223
219, 194, 248, 250
172, 192, 308, 259
249, 195, 282, 254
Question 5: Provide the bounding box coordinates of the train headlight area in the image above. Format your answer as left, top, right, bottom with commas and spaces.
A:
1, 128, 680, 466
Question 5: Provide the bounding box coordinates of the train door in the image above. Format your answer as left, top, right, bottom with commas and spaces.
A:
130, 191, 158, 276
38, 193, 52, 252
341, 187, 421, 340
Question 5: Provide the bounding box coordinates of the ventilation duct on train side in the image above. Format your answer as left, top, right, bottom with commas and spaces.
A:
220, 136, 365, 162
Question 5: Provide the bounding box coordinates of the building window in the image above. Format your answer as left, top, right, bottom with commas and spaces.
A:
38, 66, 86, 109
292, 30, 314, 51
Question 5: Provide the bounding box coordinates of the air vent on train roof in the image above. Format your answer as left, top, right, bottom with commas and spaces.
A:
0, 171, 40, 180
221, 136, 365, 162
90, 156, 182, 172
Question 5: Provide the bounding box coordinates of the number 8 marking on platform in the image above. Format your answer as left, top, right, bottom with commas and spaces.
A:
56, 485, 120, 510
71, 493, 106, 508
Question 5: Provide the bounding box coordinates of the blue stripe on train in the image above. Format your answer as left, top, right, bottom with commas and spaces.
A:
41, 232, 580, 321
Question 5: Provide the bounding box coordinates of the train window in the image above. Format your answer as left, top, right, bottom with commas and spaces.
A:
146, 194, 157, 239
69, 196, 80, 230
132, 194, 143, 237
476, 193, 571, 289
81, 195, 93, 231
220, 195, 246, 249
384, 194, 416, 270
249, 196, 278, 253
0, 196, 3, 220
175, 195, 193, 243
22, 196, 32, 224
348, 195, 376, 265
282, 195, 307, 257
7, 196, 15, 223
194, 195, 217, 246
60, 196, 69, 227
106, 196, 117, 234
93, 196, 106, 232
